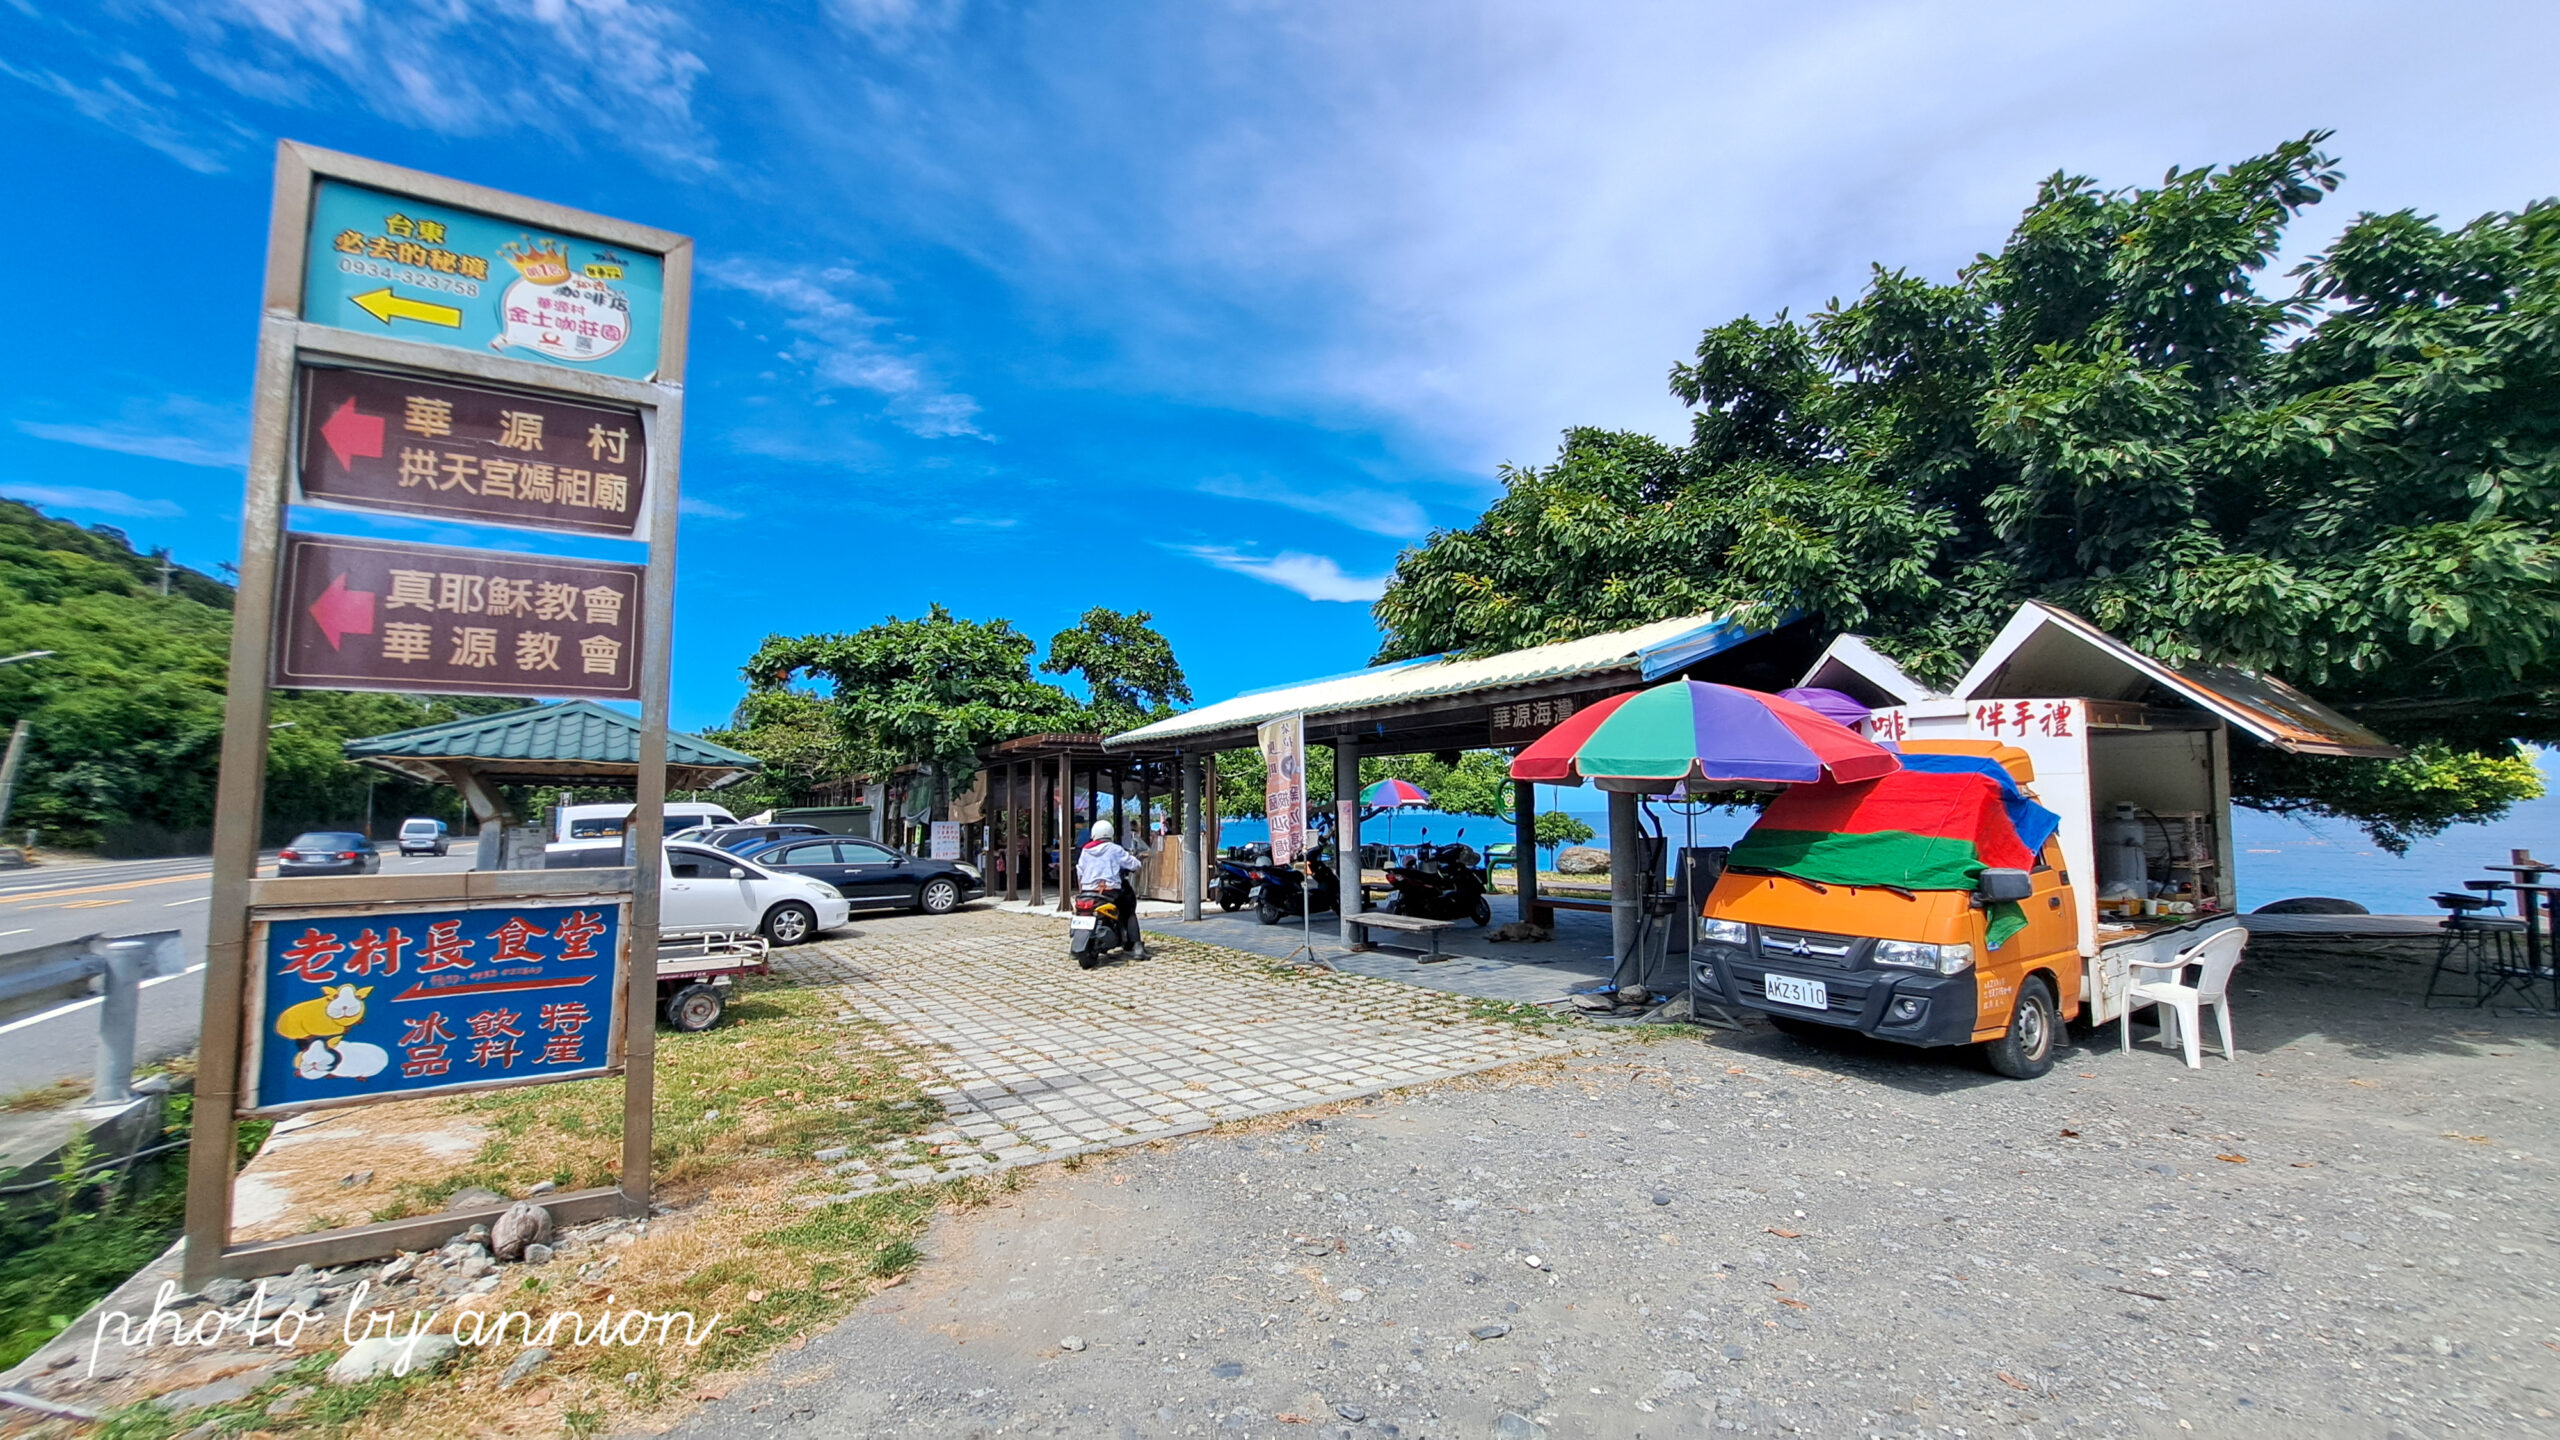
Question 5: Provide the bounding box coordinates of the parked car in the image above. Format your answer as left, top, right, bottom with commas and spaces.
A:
745, 836, 984, 916
396, 817, 450, 856
663, 843, 852, 946
276, 831, 381, 877
692, 822, 831, 854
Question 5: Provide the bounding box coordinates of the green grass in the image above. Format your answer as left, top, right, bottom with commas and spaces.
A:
1465, 996, 1585, 1030
0, 1097, 271, 1371
365, 977, 933, 1223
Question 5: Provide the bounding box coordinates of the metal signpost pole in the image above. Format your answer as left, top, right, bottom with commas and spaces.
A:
186, 141, 689, 1286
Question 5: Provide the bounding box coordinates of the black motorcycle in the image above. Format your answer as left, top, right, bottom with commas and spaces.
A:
1380, 830, 1493, 926
1212, 853, 1257, 912
1069, 883, 1143, 967
1251, 854, 1342, 925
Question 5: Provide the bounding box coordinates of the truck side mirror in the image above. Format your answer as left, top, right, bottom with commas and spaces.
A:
1976, 868, 2033, 903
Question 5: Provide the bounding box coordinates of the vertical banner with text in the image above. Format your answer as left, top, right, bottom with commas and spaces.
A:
1258, 714, 1307, 865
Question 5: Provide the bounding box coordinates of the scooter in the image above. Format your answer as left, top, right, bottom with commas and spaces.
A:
1251, 854, 1342, 925
1212, 855, 1257, 912
1070, 882, 1144, 968
1380, 828, 1494, 926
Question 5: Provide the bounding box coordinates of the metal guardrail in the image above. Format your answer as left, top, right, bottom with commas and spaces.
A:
0, 930, 189, 1105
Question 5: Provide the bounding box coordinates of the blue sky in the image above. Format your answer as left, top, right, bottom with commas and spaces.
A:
4, 0, 2558, 733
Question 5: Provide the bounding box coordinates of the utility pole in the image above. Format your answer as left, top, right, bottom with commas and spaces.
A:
156, 551, 173, 597
0, 718, 28, 836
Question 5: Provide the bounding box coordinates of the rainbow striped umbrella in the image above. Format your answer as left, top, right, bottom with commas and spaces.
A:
1360, 777, 1432, 809
1510, 680, 1899, 791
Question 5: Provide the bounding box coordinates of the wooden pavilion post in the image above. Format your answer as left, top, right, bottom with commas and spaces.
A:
1001, 764, 1018, 903
1055, 751, 1073, 910
1027, 760, 1045, 908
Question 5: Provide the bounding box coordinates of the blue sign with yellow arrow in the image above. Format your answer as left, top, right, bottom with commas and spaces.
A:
302, 180, 666, 382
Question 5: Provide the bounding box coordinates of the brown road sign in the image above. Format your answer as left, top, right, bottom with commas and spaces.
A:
296, 366, 647, 537
273, 533, 644, 700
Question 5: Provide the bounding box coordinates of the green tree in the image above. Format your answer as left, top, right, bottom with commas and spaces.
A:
701, 688, 861, 814
0, 500, 501, 850
744, 605, 1092, 788
1041, 607, 1192, 731
1375, 134, 2560, 850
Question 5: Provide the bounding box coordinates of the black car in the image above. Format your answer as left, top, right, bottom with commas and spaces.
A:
748, 837, 983, 915
277, 831, 382, 877
694, 822, 832, 854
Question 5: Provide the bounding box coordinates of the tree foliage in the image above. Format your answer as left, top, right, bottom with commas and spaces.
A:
1374, 134, 2560, 848
741, 605, 1190, 792
0, 501, 500, 850
1040, 607, 1193, 731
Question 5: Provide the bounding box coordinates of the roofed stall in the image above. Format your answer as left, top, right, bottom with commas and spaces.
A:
1107, 614, 1817, 959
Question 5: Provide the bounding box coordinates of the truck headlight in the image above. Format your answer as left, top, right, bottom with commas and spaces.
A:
1698, 918, 1750, 947
1874, 940, 1973, 975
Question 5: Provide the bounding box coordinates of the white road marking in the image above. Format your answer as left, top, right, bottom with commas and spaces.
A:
165, 896, 208, 907
0, 928, 26, 937
0, 962, 205, 1036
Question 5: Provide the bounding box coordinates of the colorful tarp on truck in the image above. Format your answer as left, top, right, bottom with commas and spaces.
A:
1724, 768, 2048, 947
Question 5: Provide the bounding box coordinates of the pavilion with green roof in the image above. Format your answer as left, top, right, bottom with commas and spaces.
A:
343, 700, 758, 829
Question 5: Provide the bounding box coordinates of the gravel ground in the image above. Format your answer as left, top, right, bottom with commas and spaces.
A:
662, 936, 2560, 1439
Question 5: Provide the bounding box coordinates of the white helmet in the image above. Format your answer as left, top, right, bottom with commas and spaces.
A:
1090, 820, 1115, 842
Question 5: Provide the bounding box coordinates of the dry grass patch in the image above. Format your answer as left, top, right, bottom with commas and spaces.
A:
83, 974, 957, 1440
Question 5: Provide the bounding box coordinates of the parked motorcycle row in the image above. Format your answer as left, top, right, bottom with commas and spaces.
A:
1219, 827, 1492, 929
1072, 825, 1498, 968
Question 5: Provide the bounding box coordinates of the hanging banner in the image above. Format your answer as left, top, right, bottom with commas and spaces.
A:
302, 179, 666, 380
296, 366, 647, 538
272, 532, 646, 700
243, 898, 626, 1115
930, 820, 962, 860
1259, 714, 1307, 865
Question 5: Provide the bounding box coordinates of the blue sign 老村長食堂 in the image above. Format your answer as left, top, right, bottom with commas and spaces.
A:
252, 900, 623, 1112
302, 180, 665, 381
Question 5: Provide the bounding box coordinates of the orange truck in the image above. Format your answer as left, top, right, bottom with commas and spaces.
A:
1688, 602, 2399, 1079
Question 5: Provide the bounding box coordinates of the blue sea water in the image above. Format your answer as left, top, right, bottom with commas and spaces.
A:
1215, 759, 2560, 917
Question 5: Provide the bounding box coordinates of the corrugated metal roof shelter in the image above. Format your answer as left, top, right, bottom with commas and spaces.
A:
1106, 613, 1802, 756
344, 701, 760, 816
1104, 611, 1815, 952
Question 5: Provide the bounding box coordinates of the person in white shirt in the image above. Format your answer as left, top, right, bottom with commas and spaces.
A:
1077, 819, 1144, 951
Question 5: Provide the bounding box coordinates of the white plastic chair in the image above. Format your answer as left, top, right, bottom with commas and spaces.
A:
2119, 927, 2246, 1068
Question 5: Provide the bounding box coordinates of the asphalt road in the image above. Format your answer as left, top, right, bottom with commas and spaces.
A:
0, 850, 473, 1096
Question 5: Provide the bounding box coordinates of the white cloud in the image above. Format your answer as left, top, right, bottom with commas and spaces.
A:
0, 52, 252, 173
1196, 476, 1431, 540
1171, 544, 1389, 603
704, 258, 987, 440
152, 0, 716, 169
678, 496, 744, 520
16, 395, 247, 469
796, 0, 2560, 481
4, 485, 183, 519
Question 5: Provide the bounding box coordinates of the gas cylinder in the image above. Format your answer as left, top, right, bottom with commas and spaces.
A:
2097, 803, 2149, 895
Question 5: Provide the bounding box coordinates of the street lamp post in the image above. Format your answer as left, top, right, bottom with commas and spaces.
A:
0, 650, 57, 845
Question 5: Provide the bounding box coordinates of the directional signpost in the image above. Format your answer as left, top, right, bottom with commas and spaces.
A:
297, 367, 649, 536
185, 143, 690, 1287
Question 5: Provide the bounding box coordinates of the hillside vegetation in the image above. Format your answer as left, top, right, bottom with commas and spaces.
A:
0, 500, 499, 853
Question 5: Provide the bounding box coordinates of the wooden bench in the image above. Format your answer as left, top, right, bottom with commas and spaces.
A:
1349, 911, 1462, 960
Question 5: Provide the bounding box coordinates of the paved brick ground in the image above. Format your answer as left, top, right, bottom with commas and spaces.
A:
779, 908, 1579, 1199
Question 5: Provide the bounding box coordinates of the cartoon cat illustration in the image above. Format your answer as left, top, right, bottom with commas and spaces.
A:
292, 1037, 389, 1080
276, 983, 371, 1044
